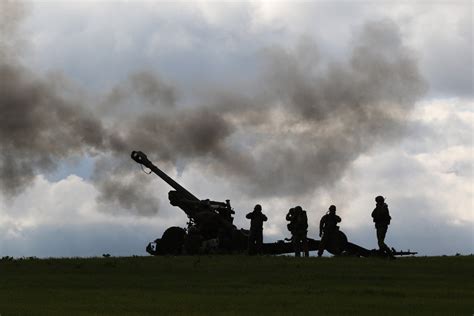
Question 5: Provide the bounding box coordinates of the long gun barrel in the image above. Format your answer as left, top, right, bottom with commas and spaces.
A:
392, 248, 418, 256
131, 151, 199, 202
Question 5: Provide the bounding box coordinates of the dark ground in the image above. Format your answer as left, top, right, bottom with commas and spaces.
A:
0, 255, 472, 315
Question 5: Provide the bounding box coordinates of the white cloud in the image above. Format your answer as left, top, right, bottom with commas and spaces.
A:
22, 1, 471, 99
0, 174, 186, 257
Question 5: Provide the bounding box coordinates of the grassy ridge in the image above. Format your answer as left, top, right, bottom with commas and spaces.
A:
0, 255, 472, 315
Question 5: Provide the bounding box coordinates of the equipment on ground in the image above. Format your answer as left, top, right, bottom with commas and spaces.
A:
131, 151, 416, 257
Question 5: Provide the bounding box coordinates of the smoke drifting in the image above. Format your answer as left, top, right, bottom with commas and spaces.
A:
0, 1, 426, 215
101, 72, 177, 112
220, 20, 427, 196
0, 63, 104, 194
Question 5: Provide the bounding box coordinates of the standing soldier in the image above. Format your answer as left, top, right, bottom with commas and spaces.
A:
372, 196, 394, 258
246, 204, 267, 255
286, 206, 309, 257
318, 205, 341, 257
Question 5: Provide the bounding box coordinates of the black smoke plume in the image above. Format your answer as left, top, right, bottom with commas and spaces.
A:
0, 1, 426, 215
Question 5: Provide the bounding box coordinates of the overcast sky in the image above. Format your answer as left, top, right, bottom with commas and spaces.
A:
0, 0, 472, 257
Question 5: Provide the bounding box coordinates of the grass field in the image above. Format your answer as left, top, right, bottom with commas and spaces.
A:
0, 255, 472, 315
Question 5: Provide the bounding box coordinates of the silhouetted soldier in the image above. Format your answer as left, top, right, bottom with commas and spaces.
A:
286, 206, 309, 257
246, 204, 267, 255
318, 205, 341, 257
372, 196, 394, 258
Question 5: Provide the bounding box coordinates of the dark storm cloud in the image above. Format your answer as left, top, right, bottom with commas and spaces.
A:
0, 1, 426, 214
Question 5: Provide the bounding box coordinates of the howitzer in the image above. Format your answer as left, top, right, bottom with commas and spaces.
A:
132, 151, 416, 258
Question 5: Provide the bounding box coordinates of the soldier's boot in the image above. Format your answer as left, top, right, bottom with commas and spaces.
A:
317, 243, 324, 257
379, 242, 395, 259
303, 240, 309, 257
386, 247, 395, 260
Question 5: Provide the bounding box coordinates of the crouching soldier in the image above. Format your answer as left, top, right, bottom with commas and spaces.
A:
372, 196, 394, 259
318, 205, 341, 257
246, 204, 267, 255
286, 206, 309, 257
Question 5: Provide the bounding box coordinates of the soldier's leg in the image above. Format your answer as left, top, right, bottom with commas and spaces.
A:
376, 227, 386, 249
302, 234, 309, 257
318, 234, 326, 257
293, 234, 301, 257
248, 231, 256, 255
256, 230, 263, 254
377, 227, 393, 257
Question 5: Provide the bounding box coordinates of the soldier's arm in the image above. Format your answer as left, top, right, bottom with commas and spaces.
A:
385, 205, 391, 219
319, 216, 325, 236
262, 214, 268, 221
246, 212, 252, 219
303, 212, 308, 221
336, 215, 341, 223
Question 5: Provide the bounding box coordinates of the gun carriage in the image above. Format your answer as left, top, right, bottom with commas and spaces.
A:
131, 151, 416, 257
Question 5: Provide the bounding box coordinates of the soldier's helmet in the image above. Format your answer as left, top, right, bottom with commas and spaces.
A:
294, 206, 303, 212
375, 196, 385, 203
329, 205, 336, 213
254, 204, 262, 211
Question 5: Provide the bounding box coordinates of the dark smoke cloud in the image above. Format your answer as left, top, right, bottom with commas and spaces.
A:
0, 2, 426, 215
119, 109, 234, 159
0, 2, 161, 216
101, 72, 177, 113
0, 63, 104, 194
93, 158, 161, 217
202, 20, 427, 196
90, 109, 234, 216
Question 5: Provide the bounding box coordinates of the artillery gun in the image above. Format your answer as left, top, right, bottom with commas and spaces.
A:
131, 151, 416, 257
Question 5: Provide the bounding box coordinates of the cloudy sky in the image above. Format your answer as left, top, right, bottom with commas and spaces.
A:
0, 0, 472, 257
